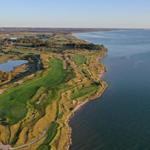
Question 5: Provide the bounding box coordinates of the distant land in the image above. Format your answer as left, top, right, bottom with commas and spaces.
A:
0, 27, 115, 33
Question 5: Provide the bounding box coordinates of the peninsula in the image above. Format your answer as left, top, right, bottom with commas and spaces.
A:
0, 32, 107, 150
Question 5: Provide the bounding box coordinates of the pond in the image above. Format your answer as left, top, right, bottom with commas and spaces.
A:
0, 60, 28, 72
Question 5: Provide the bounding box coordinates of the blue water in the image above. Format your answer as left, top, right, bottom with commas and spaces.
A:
70, 30, 150, 150
0, 60, 27, 72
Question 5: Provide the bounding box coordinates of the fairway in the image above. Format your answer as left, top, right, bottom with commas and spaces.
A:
71, 84, 98, 100
73, 54, 87, 65
0, 58, 69, 125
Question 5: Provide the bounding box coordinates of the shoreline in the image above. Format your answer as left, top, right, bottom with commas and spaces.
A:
65, 51, 107, 150
66, 75, 107, 150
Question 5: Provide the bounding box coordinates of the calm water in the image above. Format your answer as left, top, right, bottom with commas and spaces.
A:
70, 30, 150, 150
0, 60, 27, 72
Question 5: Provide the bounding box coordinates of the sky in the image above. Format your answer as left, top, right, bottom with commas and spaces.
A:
0, 0, 150, 28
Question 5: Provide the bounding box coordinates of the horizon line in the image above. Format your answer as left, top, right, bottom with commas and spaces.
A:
0, 27, 149, 29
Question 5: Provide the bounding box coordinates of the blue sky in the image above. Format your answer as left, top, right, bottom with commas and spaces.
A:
0, 0, 150, 28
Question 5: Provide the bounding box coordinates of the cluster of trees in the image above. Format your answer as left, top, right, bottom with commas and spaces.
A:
1, 35, 106, 52
15, 37, 47, 47
1, 36, 48, 48
64, 43, 105, 50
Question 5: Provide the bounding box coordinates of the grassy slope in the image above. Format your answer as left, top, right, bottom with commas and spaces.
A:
0, 58, 68, 125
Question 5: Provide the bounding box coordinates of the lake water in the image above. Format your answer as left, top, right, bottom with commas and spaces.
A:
0, 60, 27, 72
70, 30, 150, 150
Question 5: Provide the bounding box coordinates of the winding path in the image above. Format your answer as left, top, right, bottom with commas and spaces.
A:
0, 129, 47, 150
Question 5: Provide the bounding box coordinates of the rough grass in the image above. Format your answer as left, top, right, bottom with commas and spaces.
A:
0, 58, 68, 125
73, 54, 87, 65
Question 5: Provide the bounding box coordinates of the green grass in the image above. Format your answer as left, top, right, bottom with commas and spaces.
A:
73, 54, 87, 65
0, 58, 69, 125
37, 145, 49, 150
37, 122, 58, 150
71, 84, 98, 100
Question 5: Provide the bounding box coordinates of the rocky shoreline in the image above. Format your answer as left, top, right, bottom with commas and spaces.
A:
66, 72, 107, 150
